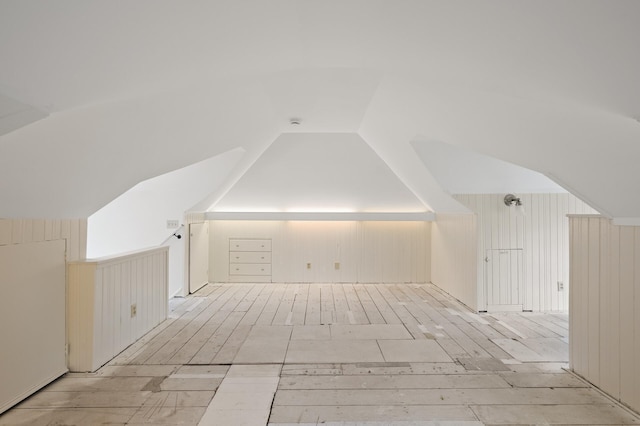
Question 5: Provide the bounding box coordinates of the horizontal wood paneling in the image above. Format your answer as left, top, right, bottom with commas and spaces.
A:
569, 216, 640, 413
454, 194, 597, 312
430, 213, 478, 311
0, 218, 87, 261
67, 247, 168, 372
210, 221, 431, 283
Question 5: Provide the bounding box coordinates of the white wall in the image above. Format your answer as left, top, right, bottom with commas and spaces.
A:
569, 216, 640, 414
454, 193, 597, 311
431, 214, 478, 311
209, 220, 431, 283
0, 218, 86, 413
0, 239, 67, 414
87, 149, 244, 297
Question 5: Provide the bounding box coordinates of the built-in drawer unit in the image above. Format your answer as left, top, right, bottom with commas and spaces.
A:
229, 263, 272, 276
229, 238, 272, 283
230, 251, 272, 264
229, 239, 272, 252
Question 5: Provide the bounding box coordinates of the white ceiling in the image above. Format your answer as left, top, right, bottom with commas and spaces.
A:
0, 94, 47, 137
212, 133, 427, 213
1, 1, 639, 220
411, 139, 566, 195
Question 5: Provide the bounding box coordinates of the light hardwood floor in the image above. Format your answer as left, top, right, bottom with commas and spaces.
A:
1, 283, 639, 425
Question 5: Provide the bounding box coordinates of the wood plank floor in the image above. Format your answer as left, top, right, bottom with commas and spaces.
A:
1, 283, 639, 425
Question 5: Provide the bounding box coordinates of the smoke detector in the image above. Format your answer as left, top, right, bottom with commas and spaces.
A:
289, 118, 302, 126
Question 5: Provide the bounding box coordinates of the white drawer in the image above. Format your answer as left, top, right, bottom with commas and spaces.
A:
229, 263, 272, 276
229, 275, 271, 283
229, 251, 272, 264
229, 239, 272, 252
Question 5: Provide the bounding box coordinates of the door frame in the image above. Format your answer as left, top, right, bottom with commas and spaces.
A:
188, 221, 209, 294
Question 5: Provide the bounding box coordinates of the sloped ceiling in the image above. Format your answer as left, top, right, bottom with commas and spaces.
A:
211, 133, 428, 213
412, 139, 566, 195
1, 1, 639, 220
87, 148, 245, 257
0, 94, 47, 137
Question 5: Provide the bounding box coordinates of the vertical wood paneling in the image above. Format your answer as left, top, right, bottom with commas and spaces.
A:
599, 219, 612, 395
635, 228, 640, 411
569, 219, 578, 372
0, 220, 11, 245
587, 218, 600, 386
67, 247, 168, 372
619, 226, 634, 406
0, 218, 87, 260
455, 193, 597, 312
608, 224, 621, 399
11, 219, 23, 244
569, 216, 640, 414
209, 221, 430, 284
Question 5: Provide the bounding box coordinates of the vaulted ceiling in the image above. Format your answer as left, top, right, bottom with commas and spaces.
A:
1, 1, 639, 221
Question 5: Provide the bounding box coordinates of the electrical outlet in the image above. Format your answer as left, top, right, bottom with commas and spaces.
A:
131, 304, 137, 317
334, 262, 340, 270
557, 281, 564, 291
306, 262, 311, 269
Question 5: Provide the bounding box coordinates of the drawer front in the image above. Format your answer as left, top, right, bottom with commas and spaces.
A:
229, 251, 272, 264
229, 263, 272, 276
229, 275, 271, 283
229, 239, 272, 252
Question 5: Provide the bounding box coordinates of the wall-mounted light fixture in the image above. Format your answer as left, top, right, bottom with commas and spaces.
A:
504, 194, 522, 207
504, 194, 525, 216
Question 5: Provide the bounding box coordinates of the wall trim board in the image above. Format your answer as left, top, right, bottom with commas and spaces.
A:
205, 212, 435, 221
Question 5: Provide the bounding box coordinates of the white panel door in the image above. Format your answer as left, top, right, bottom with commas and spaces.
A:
189, 222, 209, 293
0, 240, 67, 414
486, 249, 523, 311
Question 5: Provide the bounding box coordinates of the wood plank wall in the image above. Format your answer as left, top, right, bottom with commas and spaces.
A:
431, 213, 478, 311
569, 216, 640, 413
454, 194, 597, 312
0, 218, 87, 261
67, 247, 168, 372
209, 220, 431, 283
